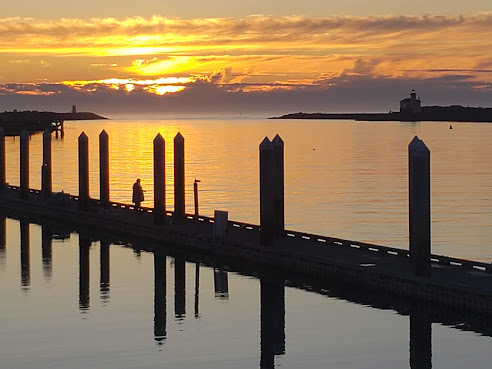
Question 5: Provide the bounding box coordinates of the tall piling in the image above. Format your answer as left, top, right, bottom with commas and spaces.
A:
78, 132, 89, 211
20, 130, 29, 199
272, 135, 285, 234
174, 132, 185, 219
260, 137, 275, 246
0, 128, 5, 189
409, 136, 431, 277
42, 129, 52, 196
260, 135, 285, 246
99, 130, 110, 208
153, 134, 166, 224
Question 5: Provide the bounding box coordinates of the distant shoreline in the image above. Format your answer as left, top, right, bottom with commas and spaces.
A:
270, 105, 492, 123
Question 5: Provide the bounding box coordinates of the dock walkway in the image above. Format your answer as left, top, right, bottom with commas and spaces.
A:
1, 185, 491, 314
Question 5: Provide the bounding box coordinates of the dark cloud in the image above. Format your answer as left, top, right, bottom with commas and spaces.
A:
2, 73, 492, 115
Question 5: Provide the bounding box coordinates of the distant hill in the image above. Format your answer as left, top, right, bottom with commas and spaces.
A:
271, 105, 492, 123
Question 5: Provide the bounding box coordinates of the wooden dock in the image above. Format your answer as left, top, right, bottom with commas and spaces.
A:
0, 128, 491, 314
0, 184, 491, 314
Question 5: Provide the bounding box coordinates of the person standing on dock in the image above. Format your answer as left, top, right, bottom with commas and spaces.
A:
132, 179, 145, 210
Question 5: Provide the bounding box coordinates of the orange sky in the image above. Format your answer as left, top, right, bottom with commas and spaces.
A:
1, 14, 492, 113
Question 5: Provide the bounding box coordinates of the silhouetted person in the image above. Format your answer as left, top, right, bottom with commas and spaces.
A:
132, 178, 144, 210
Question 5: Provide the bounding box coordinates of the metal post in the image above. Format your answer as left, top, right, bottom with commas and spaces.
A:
194, 178, 200, 217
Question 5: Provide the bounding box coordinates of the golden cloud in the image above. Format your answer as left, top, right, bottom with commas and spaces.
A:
1, 15, 492, 85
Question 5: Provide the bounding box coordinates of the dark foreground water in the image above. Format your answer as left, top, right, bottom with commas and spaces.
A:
1, 117, 492, 368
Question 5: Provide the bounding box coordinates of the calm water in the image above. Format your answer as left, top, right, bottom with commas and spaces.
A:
1, 117, 491, 368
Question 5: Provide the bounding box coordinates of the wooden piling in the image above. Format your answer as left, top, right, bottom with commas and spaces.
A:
153, 134, 165, 224
99, 130, 110, 208
174, 132, 185, 219
260, 137, 275, 246
409, 136, 431, 277
78, 132, 89, 211
20, 130, 29, 199
0, 128, 5, 189
42, 129, 52, 196
272, 134, 285, 234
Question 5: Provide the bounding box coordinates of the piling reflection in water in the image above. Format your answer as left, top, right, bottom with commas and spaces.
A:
0, 215, 5, 266
20, 220, 30, 289
79, 235, 91, 311
3, 216, 490, 368
100, 240, 110, 303
174, 256, 186, 318
41, 226, 53, 280
214, 268, 229, 300
260, 277, 286, 369
194, 262, 200, 318
410, 310, 432, 369
154, 251, 167, 343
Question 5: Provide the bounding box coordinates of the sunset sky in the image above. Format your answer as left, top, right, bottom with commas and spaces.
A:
1, 0, 492, 114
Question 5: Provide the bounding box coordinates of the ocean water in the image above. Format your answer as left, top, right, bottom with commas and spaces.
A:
0, 117, 491, 368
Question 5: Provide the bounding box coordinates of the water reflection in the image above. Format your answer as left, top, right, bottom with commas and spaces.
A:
79, 235, 91, 311
41, 226, 53, 280
174, 256, 186, 318
194, 262, 200, 318
20, 220, 30, 289
260, 277, 286, 369
4, 216, 492, 368
214, 268, 229, 300
0, 215, 5, 267
154, 251, 167, 343
410, 310, 432, 369
100, 240, 110, 303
